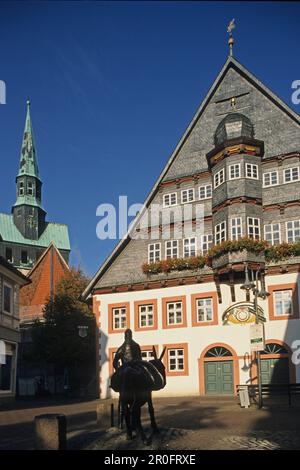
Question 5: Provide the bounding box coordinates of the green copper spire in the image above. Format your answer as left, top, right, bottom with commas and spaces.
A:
17, 99, 40, 179
12, 101, 46, 240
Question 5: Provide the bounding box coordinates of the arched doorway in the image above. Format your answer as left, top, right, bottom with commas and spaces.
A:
198, 343, 239, 396
260, 341, 295, 384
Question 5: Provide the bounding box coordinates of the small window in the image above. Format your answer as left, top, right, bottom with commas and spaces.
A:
165, 240, 178, 259
264, 223, 281, 245
21, 250, 28, 264
196, 298, 213, 323
201, 234, 213, 254
141, 349, 155, 361
263, 171, 278, 187
231, 217, 243, 240
181, 188, 194, 204
199, 184, 212, 200
229, 163, 241, 180
167, 301, 183, 326
286, 220, 300, 243
3, 283, 13, 314
246, 163, 259, 179
183, 237, 196, 258
274, 290, 293, 317
163, 193, 177, 207
168, 348, 184, 371
27, 181, 34, 195
148, 243, 161, 263
5, 247, 13, 263
215, 221, 226, 245
214, 168, 225, 188
18, 181, 24, 196
138, 304, 154, 328
284, 167, 299, 183
247, 217, 260, 240
112, 307, 127, 330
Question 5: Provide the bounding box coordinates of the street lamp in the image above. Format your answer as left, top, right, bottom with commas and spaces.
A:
241, 265, 269, 408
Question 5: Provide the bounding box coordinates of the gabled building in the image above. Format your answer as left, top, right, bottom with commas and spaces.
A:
0, 101, 70, 273
17, 243, 70, 396
83, 48, 300, 398
19, 242, 70, 323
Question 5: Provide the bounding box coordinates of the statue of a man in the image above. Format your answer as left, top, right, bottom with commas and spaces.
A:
113, 328, 142, 370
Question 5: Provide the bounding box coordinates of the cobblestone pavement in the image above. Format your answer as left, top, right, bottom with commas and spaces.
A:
1, 396, 300, 450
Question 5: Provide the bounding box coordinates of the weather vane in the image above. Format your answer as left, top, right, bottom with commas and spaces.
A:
227, 18, 235, 57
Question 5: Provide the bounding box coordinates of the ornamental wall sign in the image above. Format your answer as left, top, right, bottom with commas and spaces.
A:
222, 302, 265, 325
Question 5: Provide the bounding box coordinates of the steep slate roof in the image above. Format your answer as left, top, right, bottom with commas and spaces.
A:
82, 55, 300, 299
0, 213, 70, 251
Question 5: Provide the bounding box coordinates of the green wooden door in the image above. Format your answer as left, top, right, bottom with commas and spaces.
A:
260, 358, 289, 384
205, 361, 234, 395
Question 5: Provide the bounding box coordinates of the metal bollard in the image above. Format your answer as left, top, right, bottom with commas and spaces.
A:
34, 413, 67, 450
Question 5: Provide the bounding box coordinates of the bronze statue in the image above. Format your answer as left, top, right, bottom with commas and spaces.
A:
110, 329, 166, 444
113, 328, 142, 367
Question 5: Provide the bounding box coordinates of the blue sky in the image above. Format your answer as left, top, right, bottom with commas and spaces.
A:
0, 1, 299, 277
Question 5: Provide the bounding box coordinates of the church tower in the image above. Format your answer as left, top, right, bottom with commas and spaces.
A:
0, 101, 70, 270
12, 100, 46, 240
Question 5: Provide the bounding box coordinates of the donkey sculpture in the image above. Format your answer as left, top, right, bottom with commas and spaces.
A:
111, 346, 166, 444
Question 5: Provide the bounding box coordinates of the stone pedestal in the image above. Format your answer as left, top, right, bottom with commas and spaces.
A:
96, 401, 115, 428
34, 413, 67, 450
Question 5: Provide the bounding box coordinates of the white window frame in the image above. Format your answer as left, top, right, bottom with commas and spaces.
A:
247, 217, 261, 240
273, 290, 293, 317
166, 301, 183, 326
199, 184, 212, 200
2, 282, 13, 315
246, 163, 259, 180
196, 298, 213, 323
112, 307, 127, 330
181, 188, 195, 204
214, 168, 225, 188
165, 240, 179, 259
286, 220, 300, 243
263, 171, 278, 187
163, 192, 177, 208
148, 243, 161, 263
201, 234, 213, 254
138, 304, 154, 328
167, 348, 185, 372
183, 237, 196, 258
284, 167, 300, 184
215, 221, 227, 245
231, 217, 243, 240
264, 223, 281, 245
141, 349, 155, 361
228, 163, 241, 180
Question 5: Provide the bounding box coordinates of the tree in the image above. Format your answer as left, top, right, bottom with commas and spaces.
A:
28, 268, 96, 394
